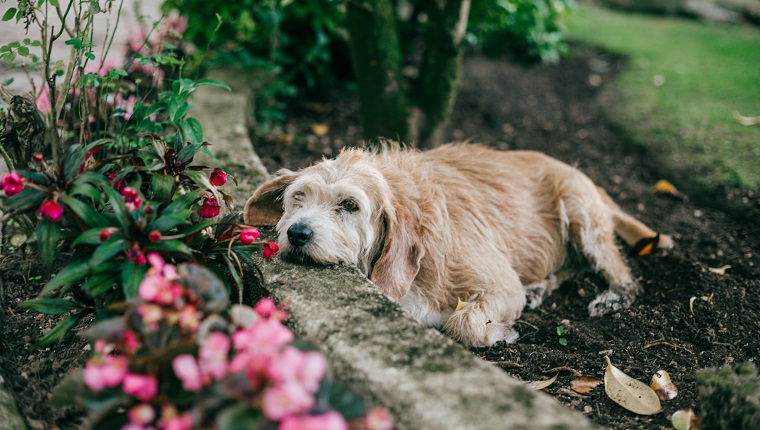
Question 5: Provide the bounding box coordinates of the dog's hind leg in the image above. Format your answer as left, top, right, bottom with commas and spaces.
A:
443, 270, 526, 347
597, 186, 673, 250
564, 196, 642, 317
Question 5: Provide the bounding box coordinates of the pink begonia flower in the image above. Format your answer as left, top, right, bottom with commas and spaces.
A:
265, 347, 301, 384
1, 172, 23, 196
254, 297, 287, 321
232, 318, 294, 354
279, 412, 348, 430
199, 197, 221, 218
364, 407, 394, 430
137, 303, 164, 328
121, 424, 148, 430
239, 228, 260, 246
36, 84, 51, 114
83, 356, 128, 391
262, 381, 315, 421
138, 274, 171, 302
154, 283, 183, 306
159, 412, 192, 430
172, 355, 203, 392
123, 373, 159, 401
199, 332, 230, 381
147, 252, 178, 280
177, 305, 201, 332
122, 330, 141, 354
297, 351, 328, 393
128, 403, 156, 425
121, 186, 143, 210
39, 199, 64, 221
209, 168, 227, 187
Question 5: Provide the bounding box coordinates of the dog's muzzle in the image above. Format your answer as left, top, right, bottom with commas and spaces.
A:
287, 223, 313, 247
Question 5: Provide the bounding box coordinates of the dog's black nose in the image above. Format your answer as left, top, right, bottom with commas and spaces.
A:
287, 223, 313, 247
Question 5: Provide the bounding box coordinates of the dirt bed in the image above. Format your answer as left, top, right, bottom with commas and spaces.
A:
2, 47, 759, 429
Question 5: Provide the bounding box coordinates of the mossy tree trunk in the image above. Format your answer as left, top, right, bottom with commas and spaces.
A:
346, 0, 471, 147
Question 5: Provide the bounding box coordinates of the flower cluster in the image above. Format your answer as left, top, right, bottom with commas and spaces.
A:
73, 258, 392, 430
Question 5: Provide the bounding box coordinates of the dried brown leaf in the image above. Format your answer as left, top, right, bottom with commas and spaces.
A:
652, 179, 687, 200
527, 373, 558, 391
672, 408, 701, 430
650, 370, 678, 401
309, 123, 329, 136
571, 376, 603, 394
604, 356, 662, 415
708, 265, 731, 275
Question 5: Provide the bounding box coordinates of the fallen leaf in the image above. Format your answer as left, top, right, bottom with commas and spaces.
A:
652, 179, 687, 200
672, 408, 701, 430
650, 370, 678, 400
604, 356, 662, 415
455, 298, 468, 312
708, 265, 731, 275
571, 376, 603, 394
527, 373, 558, 391
631, 234, 660, 256
733, 111, 760, 126
309, 123, 329, 136
11, 234, 27, 247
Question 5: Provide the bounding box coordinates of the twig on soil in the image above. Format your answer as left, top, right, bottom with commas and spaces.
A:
643, 339, 678, 350
542, 366, 582, 377
491, 360, 523, 369
558, 388, 589, 398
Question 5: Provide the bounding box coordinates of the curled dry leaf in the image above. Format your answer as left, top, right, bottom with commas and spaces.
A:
733, 111, 760, 126
570, 376, 603, 394
650, 370, 678, 401
455, 298, 468, 312
652, 179, 687, 200
604, 356, 662, 415
527, 373, 558, 391
672, 408, 701, 430
309, 123, 329, 136
708, 265, 731, 275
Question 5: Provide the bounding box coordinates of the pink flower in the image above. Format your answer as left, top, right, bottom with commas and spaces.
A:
263, 242, 280, 261
1, 172, 23, 196
172, 355, 203, 392
137, 303, 164, 328
39, 199, 64, 221
199, 332, 230, 381
115, 93, 137, 119
158, 412, 192, 430
239, 228, 260, 246
83, 356, 128, 391
123, 373, 159, 401
146, 253, 178, 280
121, 186, 142, 210
364, 408, 394, 430
199, 197, 221, 218
127, 244, 147, 266
232, 318, 294, 354
209, 168, 227, 187
122, 330, 141, 354
177, 305, 201, 332
297, 351, 327, 393
280, 412, 348, 430
138, 274, 171, 302
262, 382, 315, 421
128, 403, 156, 426
253, 297, 287, 320
36, 85, 51, 114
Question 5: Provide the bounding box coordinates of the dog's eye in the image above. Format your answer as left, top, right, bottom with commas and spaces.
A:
338, 199, 359, 213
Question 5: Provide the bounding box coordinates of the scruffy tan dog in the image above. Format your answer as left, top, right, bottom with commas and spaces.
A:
244, 143, 672, 347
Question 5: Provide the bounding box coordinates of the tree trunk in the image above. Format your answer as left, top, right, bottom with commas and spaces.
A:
346, 0, 409, 143
414, 0, 471, 147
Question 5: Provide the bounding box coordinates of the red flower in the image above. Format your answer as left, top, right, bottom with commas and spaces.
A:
99, 228, 112, 242
33, 153, 45, 163
209, 168, 227, 187
39, 199, 64, 221
199, 197, 220, 218
120, 186, 142, 210
263, 242, 279, 261
239, 228, 260, 245
149, 230, 162, 241
126, 244, 147, 266
1, 172, 23, 197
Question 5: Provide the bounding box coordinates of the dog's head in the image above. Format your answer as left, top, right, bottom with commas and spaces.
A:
243, 149, 423, 299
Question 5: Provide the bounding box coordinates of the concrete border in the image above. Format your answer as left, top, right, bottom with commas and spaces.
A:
192, 70, 600, 430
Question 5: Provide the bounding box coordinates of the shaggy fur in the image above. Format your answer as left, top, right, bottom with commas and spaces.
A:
244, 143, 672, 347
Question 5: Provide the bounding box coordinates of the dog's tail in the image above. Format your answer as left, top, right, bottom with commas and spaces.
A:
597, 187, 674, 250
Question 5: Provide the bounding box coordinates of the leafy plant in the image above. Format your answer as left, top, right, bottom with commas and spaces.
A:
556, 325, 568, 346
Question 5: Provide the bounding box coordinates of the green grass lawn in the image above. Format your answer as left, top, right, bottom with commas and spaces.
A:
565, 5, 760, 192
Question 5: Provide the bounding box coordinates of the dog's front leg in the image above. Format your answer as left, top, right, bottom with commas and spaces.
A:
443, 272, 526, 347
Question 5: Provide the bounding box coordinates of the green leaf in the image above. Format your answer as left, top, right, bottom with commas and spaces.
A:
121, 261, 147, 298
19, 297, 80, 314
49, 0, 60, 7
195, 79, 232, 91
215, 405, 263, 430
145, 239, 194, 257
17, 46, 29, 56
63, 146, 88, 181
323, 380, 367, 420
81, 271, 119, 295
59, 193, 107, 227
68, 181, 103, 203
182, 118, 204, 144
163, 188, 204, 216
40, 260, 90, 295
102, 187, 130, 230
37, 218, 62, 272
72, 227, 107, 247
2, 8, 17, 22
89, 239, 128, 268
148, 210, 194, 232
559, 337, 568, 346
34, 314, 81, 348
150, 173, 174, 202
4, 188, 47, 212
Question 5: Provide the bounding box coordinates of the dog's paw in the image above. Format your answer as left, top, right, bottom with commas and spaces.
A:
588, 290, 634, 317
444, 305, 518, 347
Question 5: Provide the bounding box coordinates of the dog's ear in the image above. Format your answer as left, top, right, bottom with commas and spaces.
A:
370, 202, 424, 300
243, 170, 296, 226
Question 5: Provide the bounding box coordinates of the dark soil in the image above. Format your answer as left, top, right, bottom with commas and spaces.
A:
256, 48, 760, 429
2, 47, 759, 429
